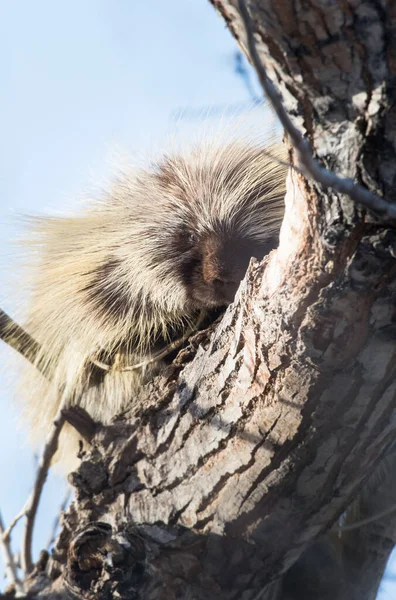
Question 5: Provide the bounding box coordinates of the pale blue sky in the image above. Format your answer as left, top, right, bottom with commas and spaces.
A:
0, 1, 394, 597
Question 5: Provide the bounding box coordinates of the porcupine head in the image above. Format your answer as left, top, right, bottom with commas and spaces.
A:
11, 116, 287, 472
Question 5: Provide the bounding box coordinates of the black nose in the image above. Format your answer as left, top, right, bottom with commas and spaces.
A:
213, 278, 240, 303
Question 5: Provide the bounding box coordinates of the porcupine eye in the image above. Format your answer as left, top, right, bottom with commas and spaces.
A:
171, 226, 197, 256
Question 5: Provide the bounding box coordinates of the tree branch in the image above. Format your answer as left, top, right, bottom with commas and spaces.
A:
0, 308, 43, 374
0, 512, 24, 596
2, 408, 66, 579
20, 410, 66, 574
238, 0, 396, 220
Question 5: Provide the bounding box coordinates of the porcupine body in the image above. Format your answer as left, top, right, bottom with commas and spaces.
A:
18, 138, 287, 471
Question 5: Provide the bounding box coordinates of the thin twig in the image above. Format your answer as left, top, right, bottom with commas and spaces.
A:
238, 0, 396, 219
0, 308, 45, 374
3, 409, 66, 575
2, 508, 28, 545
233, 50, 260, 103
92, 313, 205, 373
334, 502, 396, 533
121, 319, 204, 371
20, 407, 66, 574
0, 354, 61, 570
91, 357, 111, 371
46, 486, 72, 551
0, 511, 25, 596
1, 311, 70, 572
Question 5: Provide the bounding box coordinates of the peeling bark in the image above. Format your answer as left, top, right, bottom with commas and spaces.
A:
17, 1, 396, 599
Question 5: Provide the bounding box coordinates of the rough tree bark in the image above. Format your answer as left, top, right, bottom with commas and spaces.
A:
13, 1, 396, 599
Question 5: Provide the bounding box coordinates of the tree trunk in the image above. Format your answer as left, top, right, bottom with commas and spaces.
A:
23, 1, 396, 599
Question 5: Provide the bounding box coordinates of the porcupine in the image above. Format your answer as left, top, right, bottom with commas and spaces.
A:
15, 137, 287, 471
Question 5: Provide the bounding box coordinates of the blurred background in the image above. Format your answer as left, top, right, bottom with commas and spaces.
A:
0, 1, 395, 597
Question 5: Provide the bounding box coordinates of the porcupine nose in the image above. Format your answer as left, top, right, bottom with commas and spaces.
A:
213, 276, 240, 303
202, 263, 239, 303
201, 234, 242, 303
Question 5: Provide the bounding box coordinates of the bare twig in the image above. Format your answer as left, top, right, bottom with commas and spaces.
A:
2, 406, 66, 574
233, 50, 260, 103
1, 311, 70, 572
1, 412, 66, 566
46, 487, 72, 551
62, 405, 98, 443
0, 308, 44, 374
92, 312, 205, 373
2, 509, 28, 545
0, 512, 25, 596
238, 0, 396, 220
122, 314, 205, 371
20, 408, 66, 574
335, 502, 396, 533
